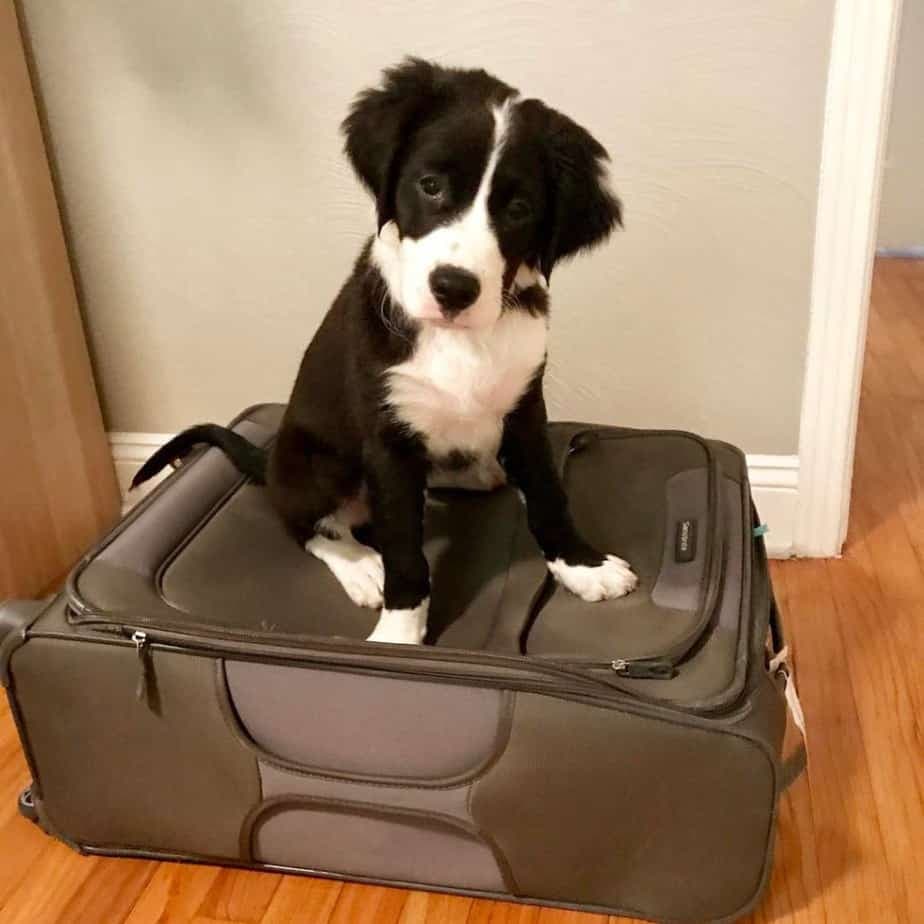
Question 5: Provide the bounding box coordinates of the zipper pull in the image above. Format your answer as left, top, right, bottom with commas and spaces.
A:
611, 657, 675, 679
132, 630, 157, 710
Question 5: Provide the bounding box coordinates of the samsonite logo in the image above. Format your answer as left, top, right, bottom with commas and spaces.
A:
674, 518, 698, 563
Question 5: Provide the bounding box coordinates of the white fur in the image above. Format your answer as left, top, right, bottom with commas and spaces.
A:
305, 511, 383, 609
385, 309, 548, 463
428, 455, 507, 491
595, 154, 620, 207
548, 555, 638, 602
372, 99, 516, 330
367, 598, 430, 644
512, 263, 546, 290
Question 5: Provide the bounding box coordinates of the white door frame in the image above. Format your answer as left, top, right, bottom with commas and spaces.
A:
793, 0, 904, 557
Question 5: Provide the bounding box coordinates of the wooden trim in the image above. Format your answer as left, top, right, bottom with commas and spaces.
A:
794, 0, 904, 556
0, 3, 120, 597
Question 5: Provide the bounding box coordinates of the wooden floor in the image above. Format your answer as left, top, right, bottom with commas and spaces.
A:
1, 258, 921, 923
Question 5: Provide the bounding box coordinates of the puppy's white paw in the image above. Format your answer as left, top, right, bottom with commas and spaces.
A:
306, 534, 384, 609
367, 599, 429, 645
548, 555, 638, 602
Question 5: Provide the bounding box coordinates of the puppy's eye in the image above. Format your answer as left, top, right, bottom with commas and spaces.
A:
418, 175, 444, 199
506, 198, 532, 223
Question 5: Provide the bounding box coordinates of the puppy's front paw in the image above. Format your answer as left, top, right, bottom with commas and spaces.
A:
366, 599, 429, 645
305, 535, 384, 609
548, 555, 638, 602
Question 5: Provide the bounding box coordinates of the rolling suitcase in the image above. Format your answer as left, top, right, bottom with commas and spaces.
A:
1, 403, 805, 924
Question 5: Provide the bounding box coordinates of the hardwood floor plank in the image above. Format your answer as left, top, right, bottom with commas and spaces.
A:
60, 858, 158, 924
0, 815, 55, 912
120, 863, 223, 924
397, 890, 475, 923
0, 843, 101, 924
536, 909, 606, 923
464, 900, 541, 923
826, 572, 924, 922
259, 877, 342, 924
780, 561, 899, 923
196, 869, 283, 923
327, 883, 408, 924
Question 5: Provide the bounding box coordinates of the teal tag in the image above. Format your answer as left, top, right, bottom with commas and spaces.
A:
753, 523, 769, 538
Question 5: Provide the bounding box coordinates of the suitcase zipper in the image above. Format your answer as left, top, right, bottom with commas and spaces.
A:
124, 621, 675, 688
132, 630, 157, 710
111, 622, 676, 704
81, 618, 761, 716
610, 657, 675, 679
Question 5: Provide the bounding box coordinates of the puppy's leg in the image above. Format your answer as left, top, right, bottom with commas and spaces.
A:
364, 437, 430, 644
269, 427, 384, 608
501, 387, 637, 602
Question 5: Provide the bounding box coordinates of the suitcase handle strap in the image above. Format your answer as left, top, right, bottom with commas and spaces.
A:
768, 594, 808, 792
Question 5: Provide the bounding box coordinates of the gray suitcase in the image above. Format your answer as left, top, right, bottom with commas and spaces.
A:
0, 404, 804, 923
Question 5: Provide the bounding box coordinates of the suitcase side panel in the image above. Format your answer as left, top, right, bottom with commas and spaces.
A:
10, 629, 784, 923
471, 690, 779, 923
9, 638, 260, 859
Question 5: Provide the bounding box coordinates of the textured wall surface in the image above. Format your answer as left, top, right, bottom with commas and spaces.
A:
19, 1, 833, 453
878, 0, 924, 251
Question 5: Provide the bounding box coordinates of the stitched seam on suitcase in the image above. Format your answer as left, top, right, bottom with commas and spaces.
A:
154, 437, 279, 614
66, 416, 277, 622
238, 794, 520, 894
538, 428, 724, 666
214, 659, 516, 790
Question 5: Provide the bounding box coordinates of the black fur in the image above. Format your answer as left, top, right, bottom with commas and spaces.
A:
130, 424, 267, 488
134, 59, 623, 625
343, 58, 515, 230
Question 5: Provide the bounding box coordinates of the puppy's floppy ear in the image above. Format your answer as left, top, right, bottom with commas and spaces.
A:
342, 57, 442, 230
525, 100, 622, 281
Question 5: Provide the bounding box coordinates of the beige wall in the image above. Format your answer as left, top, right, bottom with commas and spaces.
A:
878, 0, 924, 252
19, 1, 833, 454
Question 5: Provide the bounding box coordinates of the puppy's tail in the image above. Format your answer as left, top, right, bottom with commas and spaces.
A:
130, 424, 267, 489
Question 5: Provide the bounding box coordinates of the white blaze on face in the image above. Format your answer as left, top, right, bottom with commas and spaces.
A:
373, 98, 515, 330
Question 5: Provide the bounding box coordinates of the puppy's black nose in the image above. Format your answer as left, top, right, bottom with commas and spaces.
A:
429, 266, 481, 317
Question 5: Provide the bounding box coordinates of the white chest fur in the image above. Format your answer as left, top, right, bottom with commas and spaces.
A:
384, 311, 548, 460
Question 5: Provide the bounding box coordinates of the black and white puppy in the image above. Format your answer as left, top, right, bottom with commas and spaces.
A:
135, 59, 637, 644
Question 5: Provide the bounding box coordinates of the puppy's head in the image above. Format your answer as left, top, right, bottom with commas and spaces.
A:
344, 58, 621, 330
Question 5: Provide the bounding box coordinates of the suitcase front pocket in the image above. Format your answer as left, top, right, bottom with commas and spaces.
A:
243, 798, 513, 893
223, 660, 514, 785
523, 429, 724, 668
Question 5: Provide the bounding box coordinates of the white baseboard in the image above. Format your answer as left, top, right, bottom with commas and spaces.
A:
110, 433, 800, 558
747, 455, 799, 558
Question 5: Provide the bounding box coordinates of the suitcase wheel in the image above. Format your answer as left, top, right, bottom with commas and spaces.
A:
18, 785, 38, 824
